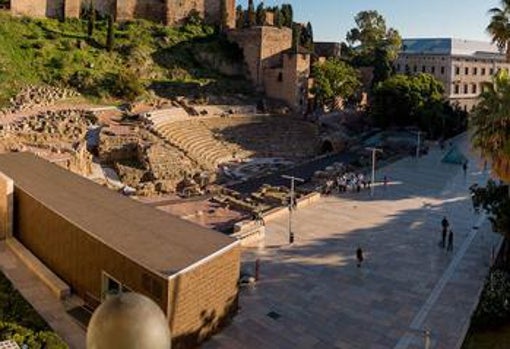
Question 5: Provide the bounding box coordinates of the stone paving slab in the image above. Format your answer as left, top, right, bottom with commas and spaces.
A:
204, 135, 501, 349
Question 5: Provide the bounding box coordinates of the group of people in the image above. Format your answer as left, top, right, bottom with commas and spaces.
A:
323, 172, 370, 195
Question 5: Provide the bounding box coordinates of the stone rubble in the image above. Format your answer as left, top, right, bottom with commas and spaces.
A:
0, 85, 80, 117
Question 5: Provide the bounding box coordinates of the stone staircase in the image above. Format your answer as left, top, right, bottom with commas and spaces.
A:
151, 115, 319, 170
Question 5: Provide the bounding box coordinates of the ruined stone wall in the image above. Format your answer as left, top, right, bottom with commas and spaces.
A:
93, 0, 116, 16
204, 0, 235, 27
64, 0, 81, 18
260, 27, 292, 70
166, 0, 205, 26
228, 26, 292, 87
264, 52, 310, 112
116, 0, 166, 23
46, 0, 64, 18
11, 0, 234, 25
263, 67, 285, 104
11, 0, 48, 17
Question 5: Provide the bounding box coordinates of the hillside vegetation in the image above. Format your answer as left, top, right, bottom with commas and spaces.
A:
0, 11, 247, 106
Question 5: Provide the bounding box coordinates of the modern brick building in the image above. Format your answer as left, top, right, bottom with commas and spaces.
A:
9, 0, 236, 28
0, 152, 240, 349
395, 38, 510, 111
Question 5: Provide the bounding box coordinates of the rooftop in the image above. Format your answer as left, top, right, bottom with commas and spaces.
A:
401, 38, 503, 58
0, 152, 236, 278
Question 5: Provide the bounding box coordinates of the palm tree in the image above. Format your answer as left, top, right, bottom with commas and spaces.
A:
471, 69, 510, 181
487, 0, 510, 62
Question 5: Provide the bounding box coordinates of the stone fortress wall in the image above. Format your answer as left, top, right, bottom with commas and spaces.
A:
10, 0, 236, 28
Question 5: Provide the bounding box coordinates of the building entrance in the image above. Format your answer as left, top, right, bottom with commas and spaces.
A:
101, 272, 131, 301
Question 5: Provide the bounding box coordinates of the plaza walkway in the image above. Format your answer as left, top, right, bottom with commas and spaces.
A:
205, 134, 501, 349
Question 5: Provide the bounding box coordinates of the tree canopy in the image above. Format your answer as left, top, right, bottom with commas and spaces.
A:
346, 10, 402, 65
280, 4, 293, 28
311, 58, 361, 109
255, 2, 266, 26
370, 73, 467, 138
471, 69, 510, 181
487, 0, 510, 62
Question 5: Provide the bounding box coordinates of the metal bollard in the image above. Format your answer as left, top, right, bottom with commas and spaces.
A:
423, 329, 431, 349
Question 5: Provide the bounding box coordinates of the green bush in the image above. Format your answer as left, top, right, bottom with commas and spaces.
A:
0, 322, 67, 349
471, 269, 510, 328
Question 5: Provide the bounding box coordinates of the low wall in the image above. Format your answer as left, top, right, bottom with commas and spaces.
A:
0, 171, 13, 240
7, 238, 71, 300
232, 221, 265, 247
263, 192, 321, 223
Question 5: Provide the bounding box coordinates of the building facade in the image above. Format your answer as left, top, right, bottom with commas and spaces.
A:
228, 26, 311, 112
0, 152, 240, 349
9, 0, 236, 28
396, 38, 510, 111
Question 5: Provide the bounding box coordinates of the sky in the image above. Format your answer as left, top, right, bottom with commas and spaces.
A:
236, 0, 500, 43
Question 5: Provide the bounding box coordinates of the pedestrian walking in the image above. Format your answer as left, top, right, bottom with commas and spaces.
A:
383, 175, 388, 190
356, 247, 364, 267
447, 230, 454, 252
441, 216, 449, 231
462, 161, 468, 177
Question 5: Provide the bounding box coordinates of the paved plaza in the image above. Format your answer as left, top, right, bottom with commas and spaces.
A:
205, 134, 502, 349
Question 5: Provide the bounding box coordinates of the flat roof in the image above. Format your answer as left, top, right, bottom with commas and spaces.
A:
401, 38, 501, 56
0, 152, 237, 278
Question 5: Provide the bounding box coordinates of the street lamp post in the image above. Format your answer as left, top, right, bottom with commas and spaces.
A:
366, 147, 383, 197
282, 175, 304, 244
415, 131, 424, 159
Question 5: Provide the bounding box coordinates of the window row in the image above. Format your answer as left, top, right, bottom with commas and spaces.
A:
396, 64, 445, 75
454, 66, 493, 76
452, 83, 481, 95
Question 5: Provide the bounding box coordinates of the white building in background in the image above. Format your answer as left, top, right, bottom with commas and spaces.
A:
395, 38, 510, 111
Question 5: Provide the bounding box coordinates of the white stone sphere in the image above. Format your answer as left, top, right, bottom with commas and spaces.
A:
87, 292, 171, 349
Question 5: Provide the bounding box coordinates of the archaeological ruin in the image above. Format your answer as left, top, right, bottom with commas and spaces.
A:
9, 0, 236, 27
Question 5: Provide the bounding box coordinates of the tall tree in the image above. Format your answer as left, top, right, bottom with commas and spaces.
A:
370, 73, 445, 129
87, 0, 95, 38
471, 69, 510, 181
487, 0, 510, 62
280, 4, 293, 28
235, 5, 244, 29
247, 0, 256, 27
346, 10, 402, 65
311, 58, 361, 109
256, 2, 266, 26
106, 14, 114, 52
220, 0, 228, 31
372, 44, 393, 85
291, 23, 301, 52
299, 22, 314, 51
273, 7, 283, 28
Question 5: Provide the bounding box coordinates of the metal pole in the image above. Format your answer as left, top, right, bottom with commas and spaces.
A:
289, 179, 293, 243
366, 147, 382, 197
424, 329, 431, 349
416, 131, 421, 159
282, 175, 304, 244
371, 149, 376, 197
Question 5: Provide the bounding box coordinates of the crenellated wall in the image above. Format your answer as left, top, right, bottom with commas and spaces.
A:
10, 0, 236, 28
